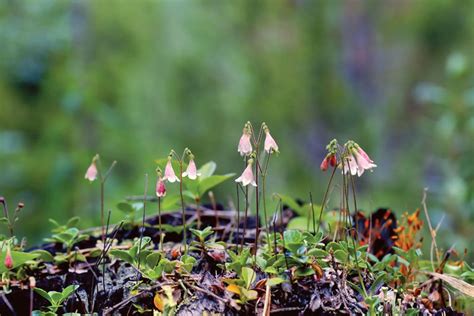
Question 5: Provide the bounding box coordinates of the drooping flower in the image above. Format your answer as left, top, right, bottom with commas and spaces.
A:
182, 158, 200, 180
354, 150, 377, 176
238, 123, 252, 156
163, 158, 180, 183
342, 154, 359, 176
320, 156, 329, 171
156, 177, 166, 198
341, 142, 377, 177
320, 154, 337, 171
235, 159, 257, 187
84, 156, 98, 182
4, 247, 13, 269
263, 124, 279, 154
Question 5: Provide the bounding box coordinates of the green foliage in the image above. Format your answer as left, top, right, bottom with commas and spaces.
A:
44, 227, 88, 254
33, 285, 79, 313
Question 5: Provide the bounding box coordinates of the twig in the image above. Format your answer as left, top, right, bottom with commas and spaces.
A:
421, 188, 441, 264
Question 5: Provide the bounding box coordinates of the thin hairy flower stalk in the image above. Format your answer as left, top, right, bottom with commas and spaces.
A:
1, 200, 13, 237
100, 182, 105, 245
236, 183, 240, 252
102, 210, 112, 293
97, 160, 117, 246
272, 200, 281, 256
241, 184, 249, 253
316, 166, 337, 235
137, 174, 148, 276
158, 197, 163, 251
179, 162, 187, 252
350, 173, 360, 244
260, 154, 272, 252
253, 155, 260, 257
345, 162, 368, 298
309, 192, 316, 235
279, 199, 290, 273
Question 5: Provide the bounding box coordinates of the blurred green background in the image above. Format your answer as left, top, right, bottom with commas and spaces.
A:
1, 0, 473, 257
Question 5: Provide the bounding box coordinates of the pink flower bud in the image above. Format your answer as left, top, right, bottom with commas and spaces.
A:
156, 177, 166, 198
320, 156, 329, 171
84, 161, 98, 182
329, 154, 337, 167
4, 247, 13, 269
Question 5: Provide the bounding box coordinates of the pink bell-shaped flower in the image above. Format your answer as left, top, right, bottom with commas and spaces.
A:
354, 146, 377, 176
264, 126, 279, 154
342, 154, 359, 176
163, 159, 180, 183
235, 159, 257, 187
238, 123, 252, 156
84, 156, 98, 182
182, 158, 200, 180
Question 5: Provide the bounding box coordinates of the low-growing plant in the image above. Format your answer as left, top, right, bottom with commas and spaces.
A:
33, 284, 79, 314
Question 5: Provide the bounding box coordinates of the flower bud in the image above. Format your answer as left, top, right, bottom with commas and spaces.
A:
4, 247, 13, 269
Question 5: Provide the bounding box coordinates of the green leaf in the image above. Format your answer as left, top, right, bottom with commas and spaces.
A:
369, 272, 387, 295
241, 267, 256, 289
0, 217, 9, 224
146, 252, 162, 269
110, 249, 134, 264
49, 292, 63, 305
34, 288, 53, 304
287, 217, 308, 230
307, 248, 329, 258
66, 217, 80, 228
117, 202, 135, 214
267, 277, 284, 287
198, 161, 217, 178
333, 249, 348, 263
30, 250, 55, 262
197, 174, 235, 198
61, 285, 79, 303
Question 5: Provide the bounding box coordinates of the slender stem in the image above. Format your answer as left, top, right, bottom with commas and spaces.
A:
309, 192, 316, 235
316, 166, 337, 235
345, 159, 368, 298
253, 153, 260, 256
261, 154, 271, 252
350, 174, 360, 244
179, 162, 187, 253
158, 197, 163, 251
241, 185, 248, 253
236, 183, 240, 252
137, 174, 148, 274
100, 181, 105, 245
279, 200, 289, 272
1, 200, 13, 237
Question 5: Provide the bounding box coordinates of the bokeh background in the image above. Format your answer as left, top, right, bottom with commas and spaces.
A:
1, 0, 473, 258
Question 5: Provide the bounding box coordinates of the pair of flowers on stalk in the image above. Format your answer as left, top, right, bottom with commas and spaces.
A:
84, 150, 200, 198
155, 149, 199, 198
235, 122, 279, 186
320, 139, 377, 176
